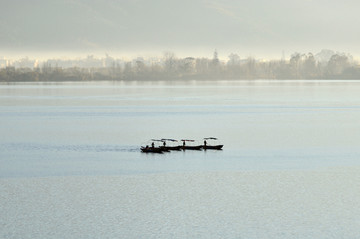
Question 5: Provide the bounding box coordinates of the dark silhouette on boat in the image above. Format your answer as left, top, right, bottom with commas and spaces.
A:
160, 139, 182, 151
141, 139, 175, 153
141, 140, 166, 153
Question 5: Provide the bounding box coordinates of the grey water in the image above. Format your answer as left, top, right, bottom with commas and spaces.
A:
1, 80, 360, 178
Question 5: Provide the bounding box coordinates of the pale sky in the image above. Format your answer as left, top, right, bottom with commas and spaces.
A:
1, 0, 360, 59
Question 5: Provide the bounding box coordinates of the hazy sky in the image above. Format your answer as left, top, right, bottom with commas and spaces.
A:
1, 0, 360, 59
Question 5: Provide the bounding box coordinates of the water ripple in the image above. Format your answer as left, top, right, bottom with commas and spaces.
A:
0, 143, 138, 153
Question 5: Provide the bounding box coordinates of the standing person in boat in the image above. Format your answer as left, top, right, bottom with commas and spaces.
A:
183, 140, 185, 147
204, 140, 207, 147
163, 141, 166, 147
151, 142, 155, 148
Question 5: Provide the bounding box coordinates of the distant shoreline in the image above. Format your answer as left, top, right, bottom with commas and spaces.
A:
2, 78, 360, 83
2, 50, 360, 81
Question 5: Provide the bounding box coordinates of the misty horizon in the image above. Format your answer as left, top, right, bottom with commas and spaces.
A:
2, 48, 360, 62
1, 48, 358, 65
1, 48, 359, 81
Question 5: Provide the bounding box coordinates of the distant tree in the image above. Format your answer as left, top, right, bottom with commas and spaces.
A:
302, 53, 318, 78
342, 66, 360, 79
178, 57, 196, 77
227, 53, 240, 66
135, 60, 147, 79
208, 50, 222, 77
245, 57, 256, 78
212, 50, 219, 66
326, 54, 350, 77
273, 60, 291, 79
123, 62, 134, 80
227, 53, 241, 78
290, 53, 303, 78
315, 49, 335, 64
195, 58, 210, 78
163, 51, 177, 76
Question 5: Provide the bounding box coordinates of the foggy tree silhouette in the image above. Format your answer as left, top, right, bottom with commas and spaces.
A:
1, 50, 359, 82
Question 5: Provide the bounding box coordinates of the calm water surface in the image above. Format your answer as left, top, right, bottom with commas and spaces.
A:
1, 80, 360, 177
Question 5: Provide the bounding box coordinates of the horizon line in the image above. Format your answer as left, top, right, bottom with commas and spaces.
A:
0, 48, 358, 62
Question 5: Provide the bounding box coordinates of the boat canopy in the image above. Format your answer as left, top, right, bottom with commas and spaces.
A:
151, 139, 164, 142
161, 138, 178, 142
204, 137, 218, 140
149, 138, 218, 142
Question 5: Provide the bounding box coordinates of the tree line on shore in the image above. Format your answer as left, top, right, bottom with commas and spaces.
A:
1, 50, 360, 82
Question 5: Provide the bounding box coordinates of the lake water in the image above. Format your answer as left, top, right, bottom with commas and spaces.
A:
2, 80, 360, 239
1, 80, 360, 177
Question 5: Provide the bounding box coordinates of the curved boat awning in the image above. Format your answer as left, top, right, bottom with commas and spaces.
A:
151, 139, 164, 142
161, 138, 178, 142
204, 137, 218, 140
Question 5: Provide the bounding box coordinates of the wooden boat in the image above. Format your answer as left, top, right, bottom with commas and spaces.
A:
182, 145, 202, 150
160, 139, 182, 151
202, 145, 223, 150
141, 139, 176, 153
202, 137, 223, 150
181, 139, 202, 150
160, 145, 182, 151
140, 146, 164, 154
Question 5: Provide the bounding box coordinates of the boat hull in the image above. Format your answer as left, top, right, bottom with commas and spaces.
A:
182, 145, 202, 150
202, 145, 223, 150
141, 147, 164, 154
161, 146, 182, 151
